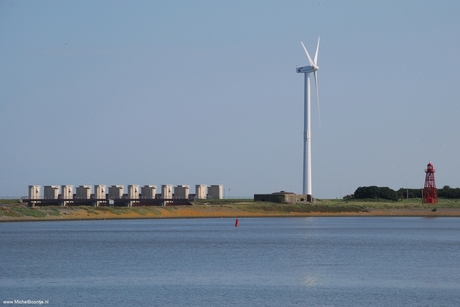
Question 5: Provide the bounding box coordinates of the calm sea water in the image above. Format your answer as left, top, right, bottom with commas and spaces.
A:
1, 217, 459, 307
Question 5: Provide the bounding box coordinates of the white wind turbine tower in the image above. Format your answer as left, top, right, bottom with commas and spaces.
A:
296, 37, 320, 201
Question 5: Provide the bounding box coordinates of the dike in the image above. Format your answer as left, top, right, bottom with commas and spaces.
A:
1, 201, 460, 222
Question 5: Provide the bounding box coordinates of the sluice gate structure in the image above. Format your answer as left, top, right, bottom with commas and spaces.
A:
25, 184, 223, 207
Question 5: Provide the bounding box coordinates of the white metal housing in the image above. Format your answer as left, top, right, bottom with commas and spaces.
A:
174, 185, 190, 199
44, 186, 59, 199
28, 185, 41, 200
208, 185, 223, 199
94, 185, 106, 199
141, 185, 157, 199
76, 185, 91, 199
195, 184, 207, 199
161, 185, 173, 199
93, 185, 106, 206
108, 185, 124, 199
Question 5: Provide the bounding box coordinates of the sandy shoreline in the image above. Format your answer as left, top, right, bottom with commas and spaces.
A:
2, 203, 460, 222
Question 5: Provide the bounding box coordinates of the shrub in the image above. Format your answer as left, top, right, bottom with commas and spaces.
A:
353, 186, 398, 201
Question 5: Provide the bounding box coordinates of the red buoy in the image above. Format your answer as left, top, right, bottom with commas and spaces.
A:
235, 219, 239, 227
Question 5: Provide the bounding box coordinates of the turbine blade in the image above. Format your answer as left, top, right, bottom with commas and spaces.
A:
314, 37, 320, 65
314, 71, 321, 126
301, 42, 314, 66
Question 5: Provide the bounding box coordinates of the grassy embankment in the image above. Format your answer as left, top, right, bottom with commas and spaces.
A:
1, 198, 460, 221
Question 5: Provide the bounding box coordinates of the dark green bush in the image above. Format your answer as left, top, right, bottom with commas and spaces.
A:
353, 186, 398, 201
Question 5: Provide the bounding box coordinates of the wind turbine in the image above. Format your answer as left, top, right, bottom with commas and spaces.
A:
296, 37, 320, 201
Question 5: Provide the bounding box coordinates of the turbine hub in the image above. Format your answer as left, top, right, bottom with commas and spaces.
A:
296, 66, 317, 74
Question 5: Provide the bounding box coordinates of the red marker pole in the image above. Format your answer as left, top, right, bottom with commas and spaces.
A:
235, 219, 239, 227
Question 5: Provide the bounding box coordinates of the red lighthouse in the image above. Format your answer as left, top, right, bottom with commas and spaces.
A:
422, 161, 438, 204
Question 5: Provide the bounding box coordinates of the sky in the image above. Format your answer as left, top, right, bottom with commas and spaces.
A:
1, 0, 459, 199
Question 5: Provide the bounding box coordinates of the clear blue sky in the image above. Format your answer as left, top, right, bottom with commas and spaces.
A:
1, 0, 459, 198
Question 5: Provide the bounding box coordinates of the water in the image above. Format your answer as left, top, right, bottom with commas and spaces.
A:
1, 217, 459, 306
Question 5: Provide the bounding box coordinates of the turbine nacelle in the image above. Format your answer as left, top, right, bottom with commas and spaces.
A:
296, 65, 318, 74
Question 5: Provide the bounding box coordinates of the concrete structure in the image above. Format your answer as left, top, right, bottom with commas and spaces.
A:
195, 184, 207, 199
174, 185, 190, 199
161, 185, 173, 205
61, 185, 73, 206
254, 191, 309, 203
93, 185, 106, 206
28, 185, 40, 205
76, 185, 91, 199
208, 185, 223, 199
127, 185, 139, 207
44, 186, 59, 199
108, 185, 124, 199
161, 185, 173, 198
93, 185, 106, 198
141, 185, 156, 199
61, 185, 73, 199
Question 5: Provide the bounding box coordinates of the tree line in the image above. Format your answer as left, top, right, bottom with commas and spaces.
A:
345, 185, 460, 201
